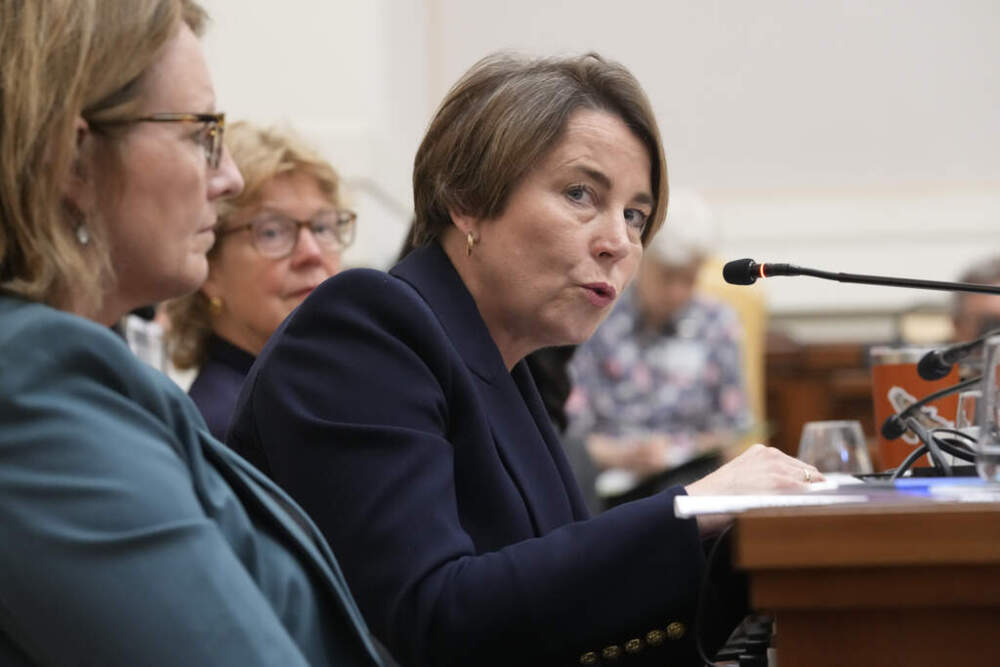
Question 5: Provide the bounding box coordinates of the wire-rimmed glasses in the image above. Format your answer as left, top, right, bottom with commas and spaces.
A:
216, 210, 357, 259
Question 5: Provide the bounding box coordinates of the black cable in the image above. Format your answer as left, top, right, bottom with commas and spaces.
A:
930, 432, 977, 461
932, 427, 978, 444
903, 416, 952, 475
889, 444, 929, 482
927, 438, 975, 462
881, 375, 982, 440
938, 441, 976, 462
887, 433, 976, 481
696, 523, 734, 667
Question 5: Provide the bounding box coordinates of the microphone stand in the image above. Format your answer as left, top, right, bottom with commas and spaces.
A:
769, 265, 1000, 295
880, 375, 982, 441
723, 258, 1000, 295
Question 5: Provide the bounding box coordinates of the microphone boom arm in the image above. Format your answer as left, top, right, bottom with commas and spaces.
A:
783, 266, 1000, 295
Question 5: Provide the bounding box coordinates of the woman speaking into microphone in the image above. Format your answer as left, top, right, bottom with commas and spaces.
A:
229, 52, 819, 666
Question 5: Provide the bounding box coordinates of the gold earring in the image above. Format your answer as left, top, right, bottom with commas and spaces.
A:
208, 296, 223, 315
466, 231, 477, 257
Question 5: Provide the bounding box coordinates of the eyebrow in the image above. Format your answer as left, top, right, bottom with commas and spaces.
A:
570, 164, 654, 208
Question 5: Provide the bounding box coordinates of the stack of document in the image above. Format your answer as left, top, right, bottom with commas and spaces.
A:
673, 474, 1000, 518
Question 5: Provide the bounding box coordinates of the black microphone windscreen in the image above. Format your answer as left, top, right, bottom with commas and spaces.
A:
881, 414, 907, 441
723, 258, 757, 285
916, 350, 952, 381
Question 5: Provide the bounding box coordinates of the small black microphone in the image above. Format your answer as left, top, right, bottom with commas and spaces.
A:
721, 259, 796, 285
916, 328, 1000, 381
880, 375, 982, 440
722, 258, 1000, 295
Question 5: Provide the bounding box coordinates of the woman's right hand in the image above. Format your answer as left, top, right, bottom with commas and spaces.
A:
683, 443, 823, 535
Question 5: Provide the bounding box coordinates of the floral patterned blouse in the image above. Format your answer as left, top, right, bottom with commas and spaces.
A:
566, 289, 751, 454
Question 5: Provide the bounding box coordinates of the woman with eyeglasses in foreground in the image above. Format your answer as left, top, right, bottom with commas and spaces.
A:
167, 121, 355, 440
0, 2, 381, 664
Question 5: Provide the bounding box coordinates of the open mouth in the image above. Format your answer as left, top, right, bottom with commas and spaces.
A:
594, 285, 614, 298
583, 282, 616, 306
585, 283, 616, 299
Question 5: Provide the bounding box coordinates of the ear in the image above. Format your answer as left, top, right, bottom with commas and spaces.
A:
62, 117, 98, 214
200, 263, 223, 301
446, 206, 480, 238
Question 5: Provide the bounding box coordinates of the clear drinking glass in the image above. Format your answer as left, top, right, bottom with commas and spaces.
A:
797, 420, 874, 474
975, 337, 1000, 482
956, 390, 981, 430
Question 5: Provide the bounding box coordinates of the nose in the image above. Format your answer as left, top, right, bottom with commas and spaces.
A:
591, 213, 631, 261
208, 145, 244, 201
289, 225, 331, 267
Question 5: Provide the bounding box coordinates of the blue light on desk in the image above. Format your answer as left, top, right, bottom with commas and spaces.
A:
894, 476, 1000, 500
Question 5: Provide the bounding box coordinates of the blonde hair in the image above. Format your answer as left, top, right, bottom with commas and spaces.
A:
0, 0, 206, 316
411, 52, 668, 248
166, 121, 344, 369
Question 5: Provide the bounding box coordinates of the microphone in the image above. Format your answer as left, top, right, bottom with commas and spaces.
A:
917, 328, 1000, 380
722, 258, 1000, 295
721, 259, 797, 285
880, 375, 981, 441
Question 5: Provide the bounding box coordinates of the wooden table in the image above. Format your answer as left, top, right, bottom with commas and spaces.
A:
734, 500, 1000, 666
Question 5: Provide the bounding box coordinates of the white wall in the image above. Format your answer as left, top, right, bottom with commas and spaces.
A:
199, 0, 1000, 338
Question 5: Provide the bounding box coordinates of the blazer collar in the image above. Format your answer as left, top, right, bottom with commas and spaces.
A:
391, 243, 506, 384
391, 244, 589, 529
205, 334, 256, 376
199, 435, 382, 665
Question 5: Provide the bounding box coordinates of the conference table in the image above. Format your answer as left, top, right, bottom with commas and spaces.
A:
733, 491, 1000, 666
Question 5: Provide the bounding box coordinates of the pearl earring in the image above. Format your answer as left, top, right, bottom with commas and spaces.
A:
75, 223, 90, 245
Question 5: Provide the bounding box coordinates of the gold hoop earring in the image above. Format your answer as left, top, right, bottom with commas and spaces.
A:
466, 231, 477, 257
208, 296, 223, 315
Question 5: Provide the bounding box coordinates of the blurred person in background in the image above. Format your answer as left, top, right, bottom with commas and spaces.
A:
0, 2, 381, 663
229, 52, 819, 666
566, 190, 751, 508
952, 255, 1000, 343
167, 121, 355, 440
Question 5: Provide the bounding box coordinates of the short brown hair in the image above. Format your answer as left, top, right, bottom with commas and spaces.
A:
0, 0, 206, 315
411, 52, 668, 248
166, 121, 344, 369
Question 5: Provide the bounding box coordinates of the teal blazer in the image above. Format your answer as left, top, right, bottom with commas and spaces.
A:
0, 296, 383, 666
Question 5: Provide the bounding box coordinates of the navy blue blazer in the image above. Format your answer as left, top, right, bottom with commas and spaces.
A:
229, 244, 719, 666
189, 334, 255, 441
0, 296, 382, 667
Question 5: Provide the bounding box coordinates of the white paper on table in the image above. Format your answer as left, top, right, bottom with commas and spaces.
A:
673, 493, 870, 518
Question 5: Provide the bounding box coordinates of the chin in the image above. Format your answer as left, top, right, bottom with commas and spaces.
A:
161, 259, 209, 300
554, 321, 600, 347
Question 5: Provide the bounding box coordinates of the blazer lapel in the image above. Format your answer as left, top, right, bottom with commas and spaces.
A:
514, 362, 591, 521
392, 244, 578, 534
199, 434, 382, 663
476, 371, 578, 533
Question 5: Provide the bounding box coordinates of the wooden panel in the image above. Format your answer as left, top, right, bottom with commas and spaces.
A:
775, 609, 1000, 667
736, 503, 1000, 568
751, 565, 1000, 608
764, 340, 875, 457
735, 501, 1000, 667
